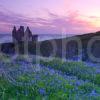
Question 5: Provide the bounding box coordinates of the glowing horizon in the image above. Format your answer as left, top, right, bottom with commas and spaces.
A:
0, 0, 100, 34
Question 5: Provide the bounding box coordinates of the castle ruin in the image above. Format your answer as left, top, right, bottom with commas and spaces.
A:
12, 26, 38, 42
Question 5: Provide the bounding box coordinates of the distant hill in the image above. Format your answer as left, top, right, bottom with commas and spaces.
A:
1, 31, 100, 62
42, 31, 100, 62
0, 34, 12, 43
0, 34, 69, 43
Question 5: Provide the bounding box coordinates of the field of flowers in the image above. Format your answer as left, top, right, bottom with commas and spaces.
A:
0, 54, 100, 100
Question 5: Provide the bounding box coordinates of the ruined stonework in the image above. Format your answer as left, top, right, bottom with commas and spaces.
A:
12, 26, 38, 42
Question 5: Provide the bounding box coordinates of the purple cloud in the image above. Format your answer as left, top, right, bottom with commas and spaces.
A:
0, 8, 97, 34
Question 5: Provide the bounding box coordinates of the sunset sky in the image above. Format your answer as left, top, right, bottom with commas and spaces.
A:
0, 0, 100, 34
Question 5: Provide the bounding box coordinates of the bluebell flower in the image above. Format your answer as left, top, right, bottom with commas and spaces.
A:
39, 88, 46, 95
90, 90, 99, 96
44, 71, 48, 76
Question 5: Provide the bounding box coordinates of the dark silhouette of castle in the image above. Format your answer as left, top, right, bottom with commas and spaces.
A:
12, 26, 38, 42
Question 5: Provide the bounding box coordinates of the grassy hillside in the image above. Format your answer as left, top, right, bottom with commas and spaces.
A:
1, 31, 100, 62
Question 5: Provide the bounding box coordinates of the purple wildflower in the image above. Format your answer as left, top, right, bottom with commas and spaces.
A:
39, 88, 46, 95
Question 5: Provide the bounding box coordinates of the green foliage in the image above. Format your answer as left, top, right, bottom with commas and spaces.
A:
94, 74, 100, 85
0, 53, 11, 63
40, 59, 96, 82
0, 56, 100, 99
14, 55, 28, 62
0, 72, 100, 100
78, 83, 94, 93
40, 58, 63, 69
0, 67, 71, 99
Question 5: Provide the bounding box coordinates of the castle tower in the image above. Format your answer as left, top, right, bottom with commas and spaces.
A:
24, 27, 33, 41
17, 26, 24, 42
12, 26, 38, 43
12, 26, 17, 42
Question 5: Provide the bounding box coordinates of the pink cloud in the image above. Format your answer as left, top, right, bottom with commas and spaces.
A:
0, 9, 98, 35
